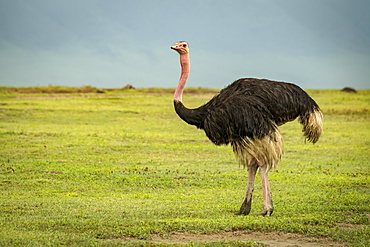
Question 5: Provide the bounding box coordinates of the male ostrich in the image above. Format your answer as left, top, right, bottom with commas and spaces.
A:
171, 41, 323, 216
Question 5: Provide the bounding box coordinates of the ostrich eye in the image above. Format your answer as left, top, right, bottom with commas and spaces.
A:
183, 44, 187, 47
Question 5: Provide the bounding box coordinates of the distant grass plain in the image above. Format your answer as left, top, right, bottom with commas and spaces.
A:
0, 86, 369, 246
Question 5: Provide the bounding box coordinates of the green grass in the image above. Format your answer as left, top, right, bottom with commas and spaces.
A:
0, 87, 369, 246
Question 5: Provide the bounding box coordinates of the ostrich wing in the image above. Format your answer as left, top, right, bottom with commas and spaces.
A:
202, 93, 277, 146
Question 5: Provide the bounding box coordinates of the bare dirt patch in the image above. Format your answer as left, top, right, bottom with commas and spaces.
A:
121, 231, 349, 246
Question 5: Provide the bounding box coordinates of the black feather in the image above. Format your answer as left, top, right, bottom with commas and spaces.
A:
174, 78, 321, 145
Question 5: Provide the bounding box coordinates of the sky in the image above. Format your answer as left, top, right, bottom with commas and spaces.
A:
0, 0, 369, 89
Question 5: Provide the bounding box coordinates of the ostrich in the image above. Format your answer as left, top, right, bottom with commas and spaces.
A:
171, 41, 323, 216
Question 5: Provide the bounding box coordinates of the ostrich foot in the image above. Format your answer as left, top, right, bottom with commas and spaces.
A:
234, 203, 251, 216
257, 208, 273, 217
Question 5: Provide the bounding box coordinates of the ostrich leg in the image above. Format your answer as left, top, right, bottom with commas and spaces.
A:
235, 160, 258, 215
258, 165, 274, 216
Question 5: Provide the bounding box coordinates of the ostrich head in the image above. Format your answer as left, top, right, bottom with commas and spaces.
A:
171, 41, 189, 55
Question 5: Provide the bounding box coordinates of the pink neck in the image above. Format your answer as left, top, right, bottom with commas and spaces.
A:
174, 53, 190, 102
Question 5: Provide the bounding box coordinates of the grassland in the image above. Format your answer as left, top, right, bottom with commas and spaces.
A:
0, 86, 369, 246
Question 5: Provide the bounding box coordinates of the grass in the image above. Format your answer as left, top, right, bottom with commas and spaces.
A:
0, 86, 369, 246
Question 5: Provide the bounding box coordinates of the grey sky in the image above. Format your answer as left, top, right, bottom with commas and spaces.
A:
0, 0, 369, 89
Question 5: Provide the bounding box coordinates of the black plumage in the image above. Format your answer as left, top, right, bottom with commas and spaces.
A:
175, 78, 321, 145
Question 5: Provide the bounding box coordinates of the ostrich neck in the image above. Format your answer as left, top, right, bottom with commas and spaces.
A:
174, 53, 190, 102
173, 52, 205, 127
